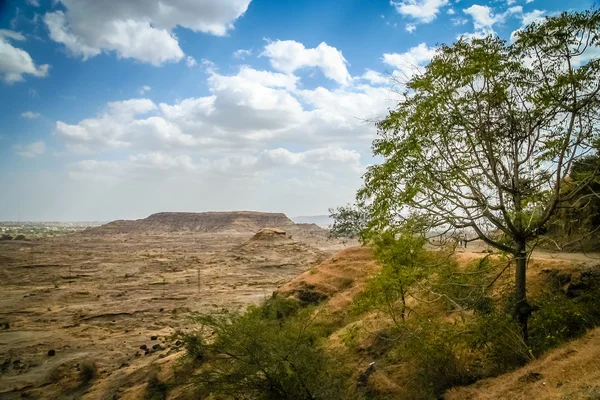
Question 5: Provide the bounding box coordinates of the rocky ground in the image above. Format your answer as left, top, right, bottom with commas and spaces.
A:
0, 224, 351, 399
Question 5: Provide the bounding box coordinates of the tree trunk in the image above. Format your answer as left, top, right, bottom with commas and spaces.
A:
514, 242, 531, 343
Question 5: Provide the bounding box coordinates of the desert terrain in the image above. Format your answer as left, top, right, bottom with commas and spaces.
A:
0, 212, 352, 399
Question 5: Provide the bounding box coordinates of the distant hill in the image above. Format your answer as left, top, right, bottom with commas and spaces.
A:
83, 211, 296, 235
291, 215, 332, 228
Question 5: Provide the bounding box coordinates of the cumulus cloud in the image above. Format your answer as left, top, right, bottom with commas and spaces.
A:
382, 42, 436, 81
48, 37, 402, 219
0, 30, 50, 83
21, 111, 41, 119
261, 40, 351, 85
44, 0, 252, 65
390, 0, 449, 24
362, 69, 390, 85
55, 58, 392, 155
14, 140, 46, 157
462, 4, 522, 37
12, 38, 411, 219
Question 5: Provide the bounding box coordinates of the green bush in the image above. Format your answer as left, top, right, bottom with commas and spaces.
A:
529, 288, 600, 355
183, 304, 360, 400
468, 311, 532, 375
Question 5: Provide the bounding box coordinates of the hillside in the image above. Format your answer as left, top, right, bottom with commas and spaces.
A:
229, 228, 328, 269
445, 327, 600, 400
276, 246, 380, 311
83, 211, 297, 235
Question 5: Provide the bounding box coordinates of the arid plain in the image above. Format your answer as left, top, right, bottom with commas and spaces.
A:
0, 212, 352, 399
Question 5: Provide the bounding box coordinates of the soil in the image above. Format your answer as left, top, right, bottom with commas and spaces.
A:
0, 213, 354, 399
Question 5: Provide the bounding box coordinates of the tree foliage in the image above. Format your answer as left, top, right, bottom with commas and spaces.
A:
328, 203, 370, 241
183, 298, 359, 400
356, 10, 600, 339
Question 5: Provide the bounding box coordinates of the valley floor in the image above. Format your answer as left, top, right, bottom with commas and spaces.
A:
0, 230, 348, 399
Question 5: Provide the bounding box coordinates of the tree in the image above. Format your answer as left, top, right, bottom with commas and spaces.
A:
356, 228, 428, 325
328, 204, 370, 241
358, 11, 600, 341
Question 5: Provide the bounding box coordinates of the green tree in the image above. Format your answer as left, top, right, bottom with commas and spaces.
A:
355, 228, 428, 325
358, 11, 600, 341
328, 203, 370, 241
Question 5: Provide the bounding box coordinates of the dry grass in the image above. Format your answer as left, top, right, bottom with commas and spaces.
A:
276, 246, 381, 312
445, 327, 600, 400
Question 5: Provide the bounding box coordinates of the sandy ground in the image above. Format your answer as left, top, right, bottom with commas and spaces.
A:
0, 231, 350, 399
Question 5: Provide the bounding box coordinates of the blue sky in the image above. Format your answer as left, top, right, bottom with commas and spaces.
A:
0, 0, 593, 221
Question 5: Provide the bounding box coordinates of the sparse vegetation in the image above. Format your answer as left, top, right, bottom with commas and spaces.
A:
146, 373, 169, 400
79, 360, 97, 384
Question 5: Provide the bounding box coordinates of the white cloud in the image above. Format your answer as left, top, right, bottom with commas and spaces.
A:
447, 8, 456, 15
138, 85, 151, 95
261, 40, 351, 85
382, 42, 436, 81
233, 48, 252, 59
14, 41, 411, 219
510, 9, 545, 42
21, 111, 41, 119
27, 0, 40, 6
55, 99, 160, 151
463, 5, 501, 32
44, 0, 252, 65
462, 4, 522, 37
0, 30, 50, 83
406, 24, 417, 33
14, 141, 46, 157
362, 69, 390, 85
186, 56, 197, 67
521, 9, 545, 25
68, 147, 362, 182
56, 61, 393, 156
390, 0, 449, 24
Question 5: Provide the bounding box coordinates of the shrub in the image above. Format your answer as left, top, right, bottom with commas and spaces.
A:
171, 330, 206, 362
529, 287, 600, 356
146, 373, 168, 400
79, 360, 97, 384
468, 311, 532, 375
182, 304, 360, 400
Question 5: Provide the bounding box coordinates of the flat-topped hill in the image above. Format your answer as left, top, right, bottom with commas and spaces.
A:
83, 211, 296, 235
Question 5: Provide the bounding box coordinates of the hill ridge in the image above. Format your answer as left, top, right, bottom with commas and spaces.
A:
83, 211, 296, 235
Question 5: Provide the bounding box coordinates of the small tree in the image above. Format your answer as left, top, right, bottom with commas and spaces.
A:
328, 204, 370, 241
356, 228, 428, 325
358, 11, 600, 340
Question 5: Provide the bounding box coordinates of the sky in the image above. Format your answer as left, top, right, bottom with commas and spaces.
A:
0, 0, 593, 221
